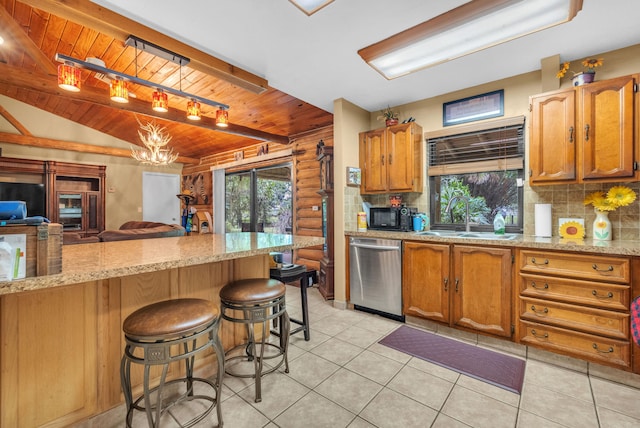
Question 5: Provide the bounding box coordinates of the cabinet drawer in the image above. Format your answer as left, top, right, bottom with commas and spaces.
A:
520, 297, 628, 339
519, 320, 631, 369
519, 250, 629, 284
520, 274, 629, 311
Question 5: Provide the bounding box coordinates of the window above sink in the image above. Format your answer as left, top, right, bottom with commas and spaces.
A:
426, 116, 525, 235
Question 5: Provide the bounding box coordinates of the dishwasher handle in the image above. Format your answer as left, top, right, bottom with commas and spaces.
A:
350, 243, 401, 251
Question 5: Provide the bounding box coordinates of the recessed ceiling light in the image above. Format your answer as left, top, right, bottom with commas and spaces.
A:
0, 36, 4, 45
289, 0, 334, 16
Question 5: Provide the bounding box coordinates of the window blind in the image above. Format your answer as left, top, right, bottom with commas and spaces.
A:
427, 116, 525, 176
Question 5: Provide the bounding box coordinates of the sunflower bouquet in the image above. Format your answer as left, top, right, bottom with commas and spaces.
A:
584, 186, 637, 212
556, 58, 604, 79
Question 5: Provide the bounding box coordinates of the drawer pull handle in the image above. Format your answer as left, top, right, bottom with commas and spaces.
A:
592, 343, 614, 354
531, 258, 549, 266
531, 329, 548, 339
531, 281, 549, 290
444, 277, 449, 291
591, 290, 614, 299
531, 305, 549, 315
455, 278, 459, 292
592, 264, 613, 272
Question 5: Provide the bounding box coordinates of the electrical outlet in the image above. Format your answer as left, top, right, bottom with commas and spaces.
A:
312, 205, 319, 211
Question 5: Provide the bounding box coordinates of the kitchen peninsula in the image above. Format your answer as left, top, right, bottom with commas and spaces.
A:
0, 232, 323, 427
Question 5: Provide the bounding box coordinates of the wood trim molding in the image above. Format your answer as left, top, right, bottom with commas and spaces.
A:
212, 148, 294, 171
0, 132, 200, 165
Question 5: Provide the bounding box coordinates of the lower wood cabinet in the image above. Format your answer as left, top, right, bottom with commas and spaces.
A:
403, 241, 513, 338
517, 249, 632, 370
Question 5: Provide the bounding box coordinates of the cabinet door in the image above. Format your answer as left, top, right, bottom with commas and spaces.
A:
452, 245, 512, 337
359, 129, 387, 193
402, 241, 450, 322
387, 123, 414, 192
85, 191, 102, 235
580, 75, 636, 180
529, 89, 576, 184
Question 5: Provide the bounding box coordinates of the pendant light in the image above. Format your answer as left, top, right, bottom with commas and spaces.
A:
215, 108, 229, 127
186, 99, 201, 120
110, 77, 129, 103
57, 63, 81, 92
152, 89, 169, 112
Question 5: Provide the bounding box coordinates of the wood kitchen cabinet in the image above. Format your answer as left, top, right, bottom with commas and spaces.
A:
517, 249, 632, 369
47, 161, 106, 237
359, 122, 423, 194
529, 74, 639, 185
403, 241, 450, 323
403, 241, 513, 338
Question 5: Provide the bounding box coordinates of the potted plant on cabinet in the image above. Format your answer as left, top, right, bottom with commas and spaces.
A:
556, 57, 604, 86
378, 106, 399, 126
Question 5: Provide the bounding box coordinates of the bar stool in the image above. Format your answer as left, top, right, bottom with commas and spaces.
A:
269, 265, 313, 341
120, 298, 224, 428
219, 278, 290, 403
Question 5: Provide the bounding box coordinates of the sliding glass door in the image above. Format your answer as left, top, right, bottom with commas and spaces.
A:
225, 164, 292, 233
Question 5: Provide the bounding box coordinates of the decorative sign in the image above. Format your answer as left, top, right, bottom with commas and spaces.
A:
443, 89, 504, 126
346, 167, 361, 186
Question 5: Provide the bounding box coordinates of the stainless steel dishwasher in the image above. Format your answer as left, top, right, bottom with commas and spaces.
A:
349, 237, 403, 321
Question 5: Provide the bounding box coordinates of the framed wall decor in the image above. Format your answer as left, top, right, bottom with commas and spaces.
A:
346, 167, 361, 187
443, 89, 504, 126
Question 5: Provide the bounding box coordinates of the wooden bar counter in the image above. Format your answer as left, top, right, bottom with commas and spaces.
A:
0, 232, 323, 428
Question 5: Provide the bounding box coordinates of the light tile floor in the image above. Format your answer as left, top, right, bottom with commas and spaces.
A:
81, 285, 640, 428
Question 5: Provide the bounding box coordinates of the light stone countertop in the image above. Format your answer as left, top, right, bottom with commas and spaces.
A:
0, 232, 324, 296
346, 229, 640, 256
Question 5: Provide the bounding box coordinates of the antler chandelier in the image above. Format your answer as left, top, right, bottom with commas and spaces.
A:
131, 121, 178, 165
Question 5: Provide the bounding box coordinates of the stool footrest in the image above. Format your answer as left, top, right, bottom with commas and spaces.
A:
126, 377, 218, 428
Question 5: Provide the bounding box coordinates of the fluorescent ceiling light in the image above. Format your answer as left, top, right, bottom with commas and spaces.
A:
289, 0, 334, 16
358, 0, 583, 79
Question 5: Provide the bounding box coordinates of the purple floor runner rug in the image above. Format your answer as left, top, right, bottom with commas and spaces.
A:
379, 325, 525, 394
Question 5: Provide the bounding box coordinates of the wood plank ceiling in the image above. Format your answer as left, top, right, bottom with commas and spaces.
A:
0, 0, 334, 163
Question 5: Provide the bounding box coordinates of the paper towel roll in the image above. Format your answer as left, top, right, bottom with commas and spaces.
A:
534, 204, 552, 237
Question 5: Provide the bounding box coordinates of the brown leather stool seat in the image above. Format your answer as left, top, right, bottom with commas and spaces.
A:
120, 298, 224, 427
219, 278, 290, 403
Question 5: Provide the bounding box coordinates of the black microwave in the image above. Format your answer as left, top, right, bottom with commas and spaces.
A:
368, 206, 416, 231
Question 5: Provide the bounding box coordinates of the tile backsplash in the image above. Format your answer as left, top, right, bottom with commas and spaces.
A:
526, 182, 640, 240
346, 182, 640, 240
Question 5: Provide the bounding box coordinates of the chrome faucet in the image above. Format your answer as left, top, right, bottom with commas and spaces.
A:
445, 194, 471, 232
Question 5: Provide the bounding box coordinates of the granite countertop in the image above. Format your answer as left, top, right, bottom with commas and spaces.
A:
0, 233, 324, 296
346, 229, 640, 256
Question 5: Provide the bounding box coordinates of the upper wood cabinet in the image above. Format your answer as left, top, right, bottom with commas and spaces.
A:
359, 122, 423, 194
529, 74, 638, 185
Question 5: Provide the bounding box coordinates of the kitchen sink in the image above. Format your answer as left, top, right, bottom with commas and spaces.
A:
416, 230, 519, 240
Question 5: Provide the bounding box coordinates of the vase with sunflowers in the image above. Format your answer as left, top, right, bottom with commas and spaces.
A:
584, 186, 636, 241
557, 58, 604, 86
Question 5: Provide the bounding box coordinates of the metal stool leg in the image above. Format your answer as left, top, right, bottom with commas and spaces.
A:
299, 274, 310, 340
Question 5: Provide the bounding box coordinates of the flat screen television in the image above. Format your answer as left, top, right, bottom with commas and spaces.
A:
0, 182, 46, 217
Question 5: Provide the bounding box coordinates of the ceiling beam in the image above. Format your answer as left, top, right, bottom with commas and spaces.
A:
19, 0, 269, 94
0, 63, 290, 144
0, 131, 201, 165
0, 6, 58, 75
0, 105, 32, 136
